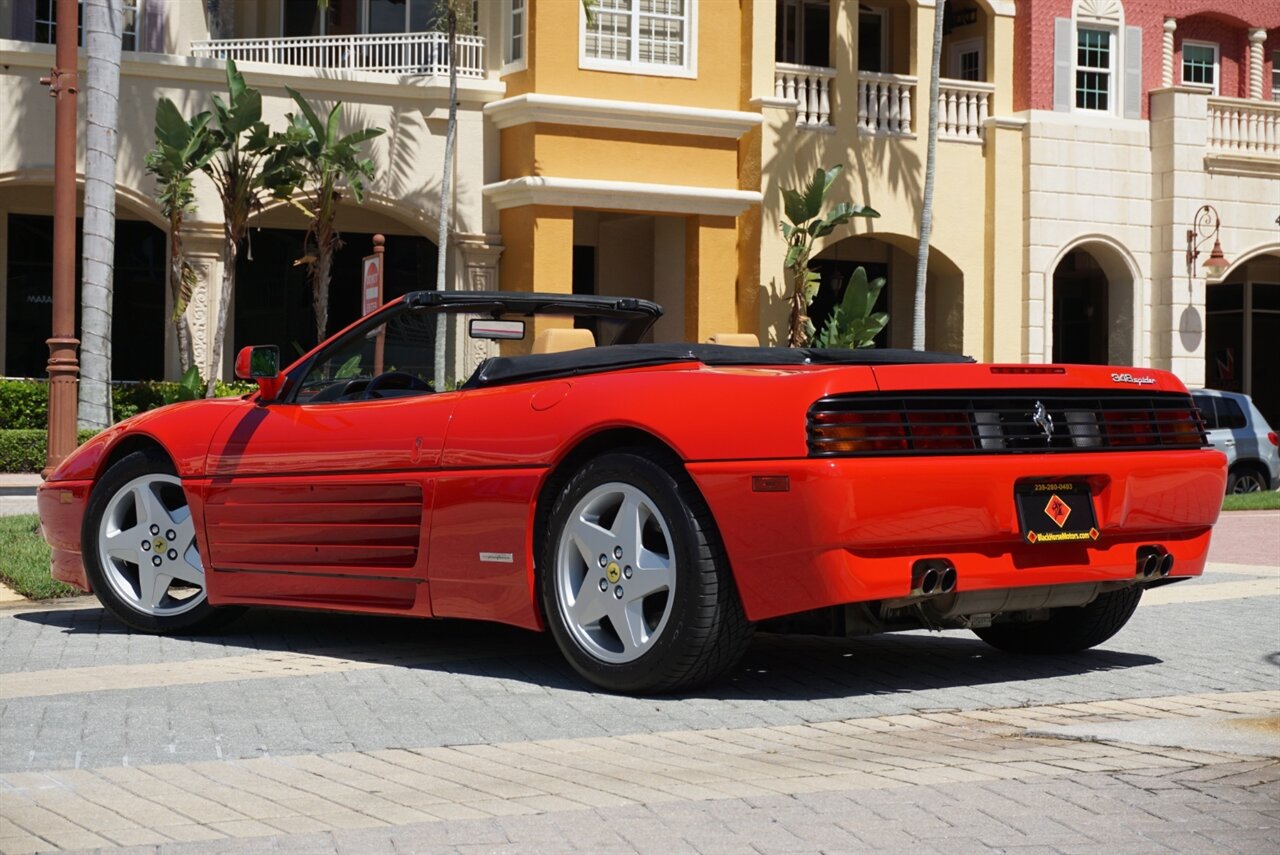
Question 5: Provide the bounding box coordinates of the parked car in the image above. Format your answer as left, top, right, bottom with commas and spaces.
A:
38, 293, 1227, 693
1190, 389, 1279, 494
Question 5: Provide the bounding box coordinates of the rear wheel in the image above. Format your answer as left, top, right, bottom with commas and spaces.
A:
1227, 465, 1268, 494
541, 451, 753, 693
83, 450, 240, 634
972, 586, 1142, 654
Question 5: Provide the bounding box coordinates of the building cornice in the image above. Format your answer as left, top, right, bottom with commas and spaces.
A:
484, 93, 762, 139
483, 177, 762, 217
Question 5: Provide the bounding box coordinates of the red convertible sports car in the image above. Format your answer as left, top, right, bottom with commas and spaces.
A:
39, 292, 1226, 692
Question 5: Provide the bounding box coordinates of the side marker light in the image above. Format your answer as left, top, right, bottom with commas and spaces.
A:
752, 475, 790, 493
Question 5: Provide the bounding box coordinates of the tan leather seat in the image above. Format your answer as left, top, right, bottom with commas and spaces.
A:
532, 328, 597, 354
707, 333, 760, 347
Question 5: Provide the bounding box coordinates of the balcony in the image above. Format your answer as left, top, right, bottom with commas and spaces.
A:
771, 69, 995, 144
189, 31, 485, 78
1206, 97, 1280, 160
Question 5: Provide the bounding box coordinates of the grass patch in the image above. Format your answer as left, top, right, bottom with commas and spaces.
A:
1222, 491, 1280, 512
0, 514, 80, 600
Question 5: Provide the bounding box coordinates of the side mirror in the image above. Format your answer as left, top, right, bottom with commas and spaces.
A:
235, 345, 283, 402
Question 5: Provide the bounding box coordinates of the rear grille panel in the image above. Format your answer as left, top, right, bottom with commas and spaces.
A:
808, 391, 1208, 457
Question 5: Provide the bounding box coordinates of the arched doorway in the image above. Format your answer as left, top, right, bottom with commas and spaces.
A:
812, 233, 964, 353
1205, 249, 1280, 429
1050, 241, 1137, 365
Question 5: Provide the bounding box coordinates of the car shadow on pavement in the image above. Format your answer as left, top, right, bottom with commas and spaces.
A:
14, 604, 1162, 701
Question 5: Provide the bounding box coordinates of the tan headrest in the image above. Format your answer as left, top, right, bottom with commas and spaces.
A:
708, 333, 760, 347
532, 328, 597, 354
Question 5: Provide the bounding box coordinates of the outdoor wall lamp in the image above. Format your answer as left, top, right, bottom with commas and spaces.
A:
1186, 204, 1230, 279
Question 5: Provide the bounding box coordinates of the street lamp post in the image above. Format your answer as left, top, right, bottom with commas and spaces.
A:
40, 0, 81, 478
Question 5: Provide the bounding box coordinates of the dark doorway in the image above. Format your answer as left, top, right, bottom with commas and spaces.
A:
234, 228, 437, 364
1052, 250, 1109, 364
809, 259, 890, 348
4, 214, 165, 380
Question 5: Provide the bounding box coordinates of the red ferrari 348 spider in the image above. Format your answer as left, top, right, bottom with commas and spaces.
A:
38, 292, 1226, 692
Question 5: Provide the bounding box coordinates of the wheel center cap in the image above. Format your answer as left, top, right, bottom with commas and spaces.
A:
153, 537, 167, 552
606, 562, 621, 584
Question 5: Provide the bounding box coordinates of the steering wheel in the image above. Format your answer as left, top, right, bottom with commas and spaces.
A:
362, 371, 431, 399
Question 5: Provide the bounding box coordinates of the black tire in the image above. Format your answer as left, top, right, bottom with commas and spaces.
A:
1226, 465, 1268, 495
540, 450, 753, 693
82, 450, 242, 634
972, 586, 1143, 654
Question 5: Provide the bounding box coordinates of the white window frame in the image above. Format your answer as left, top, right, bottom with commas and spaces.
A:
1073, 25, 1116, 114
1181, 40, 1219, 95
948, 37, 984, 82
34, 0, 140, 51
503, 0, 527, 74
580, 0, 699, 80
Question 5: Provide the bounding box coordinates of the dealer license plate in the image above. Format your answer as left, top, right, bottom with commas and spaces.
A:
1015, 481, 1100, 545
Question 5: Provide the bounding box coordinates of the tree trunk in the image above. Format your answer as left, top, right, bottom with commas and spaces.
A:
313, 225, 333, 343
434, 13, 459, 390
912, 0, 946, 351
207, 226, 237, 397
79, 0, 124, 430
167, 211, 193, 373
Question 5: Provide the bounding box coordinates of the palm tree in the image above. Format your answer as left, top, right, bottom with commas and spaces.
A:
277, 87, 384, 343
200, 59, 295, 396
145, 99, 217, 374
912, 0, 947, 351
78, 0, 124, 430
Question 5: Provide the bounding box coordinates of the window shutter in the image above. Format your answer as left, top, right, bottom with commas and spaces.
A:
143, 0, 165, 53
12, 0, 35, 42
1124, 25, 1142, 119
1053, 17, 1071, 112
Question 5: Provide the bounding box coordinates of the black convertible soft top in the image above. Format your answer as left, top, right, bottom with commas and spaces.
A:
466, 343, 974, 388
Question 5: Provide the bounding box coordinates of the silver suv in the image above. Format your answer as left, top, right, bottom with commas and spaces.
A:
1191, 389, 1280, 494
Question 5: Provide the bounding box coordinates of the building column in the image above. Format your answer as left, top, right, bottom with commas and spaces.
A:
498, 205, 573, 351
1248, 29, 1266, 101
179, 229, 225, 383
984, 116, 1027, 363
684, 215, 738, 343
1162, 18, 1177, 87
454, 233, 505, 372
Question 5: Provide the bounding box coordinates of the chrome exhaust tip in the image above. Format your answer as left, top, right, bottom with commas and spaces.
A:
1158, 553, 1174, 577
939, 567, 957, 594
920, 568, 940, 595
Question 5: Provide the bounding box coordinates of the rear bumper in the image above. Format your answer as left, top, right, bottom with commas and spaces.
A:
35, 480, 92, 592
689, 449, 1226, 621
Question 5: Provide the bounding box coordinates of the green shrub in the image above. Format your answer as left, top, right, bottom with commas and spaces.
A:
0, 378, 256, 427
0, 429, 99, 472
0, 379, 50, 430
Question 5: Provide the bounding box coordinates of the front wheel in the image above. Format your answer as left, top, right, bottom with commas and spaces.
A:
540, 451, 752, 693
82, 450, 240, 634
972, 586, 1143, 654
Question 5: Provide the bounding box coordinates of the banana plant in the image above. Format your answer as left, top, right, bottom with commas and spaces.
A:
812, 266, 889, 349
145, 98, 218, 374
275, 87, 384, 343
780, 165, 879, 347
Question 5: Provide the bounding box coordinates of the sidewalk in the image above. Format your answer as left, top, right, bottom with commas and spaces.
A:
0, 473, 40, 518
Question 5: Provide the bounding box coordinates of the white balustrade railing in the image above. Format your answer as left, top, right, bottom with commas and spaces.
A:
774, 62, 836, 129
858, 72, 916, 136
937, 79, 994, 143
1207, 97, 1280, 158
190, 31, 485, 78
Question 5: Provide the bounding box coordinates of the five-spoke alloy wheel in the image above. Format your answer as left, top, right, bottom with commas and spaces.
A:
83, 451, 236, 633
541, 451, 752, 693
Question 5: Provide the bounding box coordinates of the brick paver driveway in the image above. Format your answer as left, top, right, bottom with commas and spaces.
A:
1, 511, 1277, 854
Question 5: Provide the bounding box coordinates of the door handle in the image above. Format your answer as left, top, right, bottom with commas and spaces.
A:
1223, 439, 1236, 447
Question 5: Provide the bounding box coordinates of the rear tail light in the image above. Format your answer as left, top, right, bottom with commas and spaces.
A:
905, 411, 974, 451
1269, 432, 1278, 448
1156, 409, 1205, 447
1100, 410, 1148, 446
810, 410, 907, 453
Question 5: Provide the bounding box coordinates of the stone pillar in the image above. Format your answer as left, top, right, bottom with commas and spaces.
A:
453, 233, 506, 372
497, 205, 573, 352
683, 215, 738, 343
180, 229, 225, 383
1248, 29, 1266, 101
1162, 18, 1177, 88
